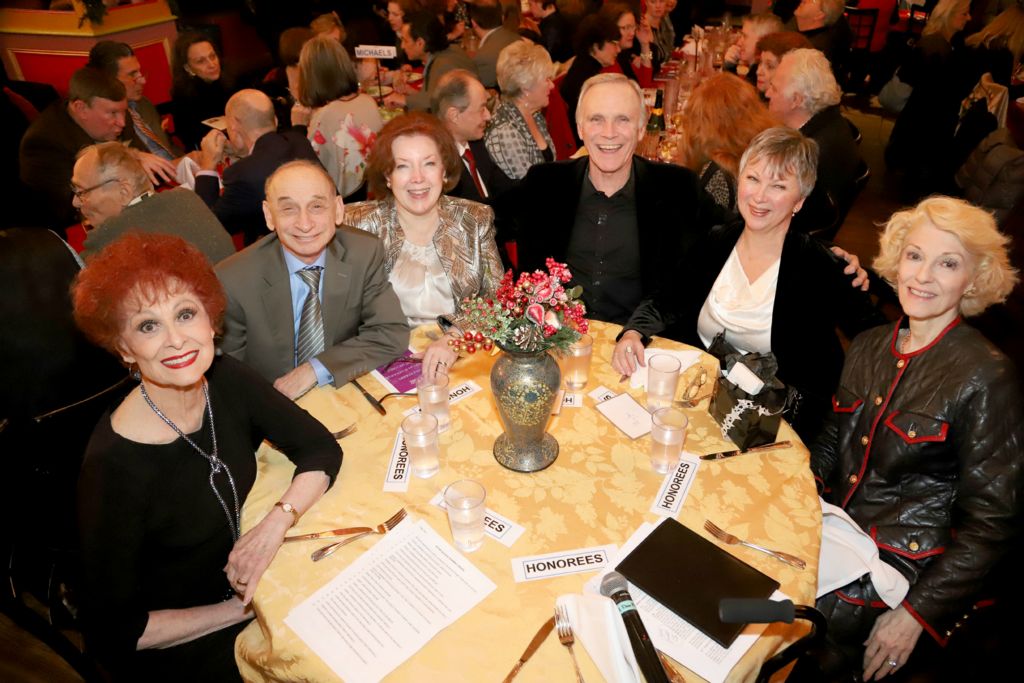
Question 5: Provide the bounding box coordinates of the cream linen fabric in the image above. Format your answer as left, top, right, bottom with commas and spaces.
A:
235, 321, 820, 682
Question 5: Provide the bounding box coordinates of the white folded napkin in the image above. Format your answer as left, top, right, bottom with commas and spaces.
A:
556, 593, 641, 683
817, 498, 909, 608
628, 349, 703, 391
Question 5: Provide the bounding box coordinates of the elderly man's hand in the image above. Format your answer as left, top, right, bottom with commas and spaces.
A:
612, 330, 646, 377
831, 245, 870, 291
199, 129, 227, 171
274, 363, 318, 400
137, 152, 177, 185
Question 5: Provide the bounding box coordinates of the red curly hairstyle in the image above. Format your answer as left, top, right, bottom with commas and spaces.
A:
72, 233, 227, 357
364, 111, 461, 200
677, 72, 779, 179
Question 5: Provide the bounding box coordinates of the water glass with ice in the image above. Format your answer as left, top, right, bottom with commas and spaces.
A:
563, 334, 593, 392
646, 354, 681, 411
401, 413, 440, 478
650, 408, 688, 474
417, 373, 451, 432
444, 479, 486, 552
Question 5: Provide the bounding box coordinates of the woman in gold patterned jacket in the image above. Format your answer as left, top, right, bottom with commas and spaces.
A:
345, 112, 504, 381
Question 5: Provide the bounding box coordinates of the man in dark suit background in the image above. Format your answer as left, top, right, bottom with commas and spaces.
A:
195, 89, 319, 244
468, 0, 524, 89
215, 160, 408, 400
385, 10, 477, 112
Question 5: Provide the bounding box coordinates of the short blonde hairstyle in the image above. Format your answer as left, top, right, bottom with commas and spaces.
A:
496, 40, 550, 100
924, 0, 971, 38
738, 127, 819, 199
873, 196, 1019, 317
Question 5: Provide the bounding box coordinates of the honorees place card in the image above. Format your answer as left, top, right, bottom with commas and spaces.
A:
588, 385, 617, 403
511, 544, 617, 582
428, 491, 526, 548
372, 348, 420, 394
286, 519, 496, 683
650, 453, 701, 517
595, 393, 652, 439
383, 431, 411, 492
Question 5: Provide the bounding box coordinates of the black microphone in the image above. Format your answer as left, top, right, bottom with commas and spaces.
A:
600, 571, 670, 683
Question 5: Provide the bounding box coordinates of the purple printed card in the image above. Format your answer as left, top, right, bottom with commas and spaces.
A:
371, 349, 420, 394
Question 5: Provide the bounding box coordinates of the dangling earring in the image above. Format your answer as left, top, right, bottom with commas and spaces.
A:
129, 363, 141, 381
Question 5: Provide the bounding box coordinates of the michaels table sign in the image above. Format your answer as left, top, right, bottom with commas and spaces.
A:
355, 44, 398, 59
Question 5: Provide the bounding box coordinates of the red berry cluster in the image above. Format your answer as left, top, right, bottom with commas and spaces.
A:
447, 330, 494, 354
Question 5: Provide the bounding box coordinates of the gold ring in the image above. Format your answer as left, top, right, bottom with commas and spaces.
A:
236, 579, 248, 586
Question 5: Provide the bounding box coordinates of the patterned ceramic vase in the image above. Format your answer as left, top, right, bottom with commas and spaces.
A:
490, 344, 560, 472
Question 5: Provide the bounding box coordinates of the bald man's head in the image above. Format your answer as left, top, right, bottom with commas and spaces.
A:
224, 89, 277, 156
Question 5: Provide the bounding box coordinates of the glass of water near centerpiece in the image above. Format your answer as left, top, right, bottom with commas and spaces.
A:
454, 259, 588, 473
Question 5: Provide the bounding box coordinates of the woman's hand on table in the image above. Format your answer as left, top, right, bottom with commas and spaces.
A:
225, 511, 292, 605
831, 246, 870, 291
612, 330, 646, 377
862, 605, 923, 680
418, 335, 458, 383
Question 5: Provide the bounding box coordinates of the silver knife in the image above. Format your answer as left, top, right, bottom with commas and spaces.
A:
503, 616, 555, 683
351, 378, 386, 416
700, 440, 792, 461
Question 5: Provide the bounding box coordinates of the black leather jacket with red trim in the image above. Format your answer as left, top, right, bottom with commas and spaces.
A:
811, 318, 1024, 644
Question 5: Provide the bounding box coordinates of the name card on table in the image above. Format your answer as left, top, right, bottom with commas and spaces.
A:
429, 491, 526, 548
355, 44, 398, 59
650, 454, 701, 517
402, 380, 483, 417
589, 385, 617, 403
595, 393, 652, 439
383, 431, 411, 492
511, 545, 618, 582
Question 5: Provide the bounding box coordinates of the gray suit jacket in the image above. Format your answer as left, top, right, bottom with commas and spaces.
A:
83, 188, 235, 264
473, 27, 522, 89
408, 45, 478, 111
215, 228, 409, 386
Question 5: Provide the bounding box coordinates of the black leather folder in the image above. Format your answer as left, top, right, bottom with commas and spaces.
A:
616, 518, 781, 648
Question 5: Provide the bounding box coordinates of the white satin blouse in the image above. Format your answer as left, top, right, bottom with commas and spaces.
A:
697, 246, 779, 354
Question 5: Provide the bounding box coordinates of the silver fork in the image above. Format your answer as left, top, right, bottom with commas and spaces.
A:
311, 508, 407, 562
554, 603, 585, 683
703, 520, 806, 569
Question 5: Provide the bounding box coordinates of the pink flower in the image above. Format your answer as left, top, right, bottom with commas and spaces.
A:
525, 303, 544, 326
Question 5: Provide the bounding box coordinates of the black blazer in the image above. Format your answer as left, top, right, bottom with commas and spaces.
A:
450, 139, 514, 205
195, 127, 320, 243
498, 156, 723, 304
626, 220, 883, 438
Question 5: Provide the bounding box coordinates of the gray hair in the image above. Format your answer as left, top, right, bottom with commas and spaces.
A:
738, 127, 819, 198
778, 48, 840, 116
432, 69, 479, 117
820, 0, 845, 26
575, 72, 645, 134
77, 141, 152, 197
496, 40, 549, 100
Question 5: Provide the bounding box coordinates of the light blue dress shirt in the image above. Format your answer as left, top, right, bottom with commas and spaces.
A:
282, 247, 334, 386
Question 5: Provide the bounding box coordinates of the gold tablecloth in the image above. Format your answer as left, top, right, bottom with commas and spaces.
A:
235, 321, 821, 682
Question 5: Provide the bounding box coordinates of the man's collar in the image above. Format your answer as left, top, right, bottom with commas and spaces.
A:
126, 190, 155, 207
455, 140, 470, 155
479, 27, 499, 47
281, 244, 327, 273
582, 162, 636, 200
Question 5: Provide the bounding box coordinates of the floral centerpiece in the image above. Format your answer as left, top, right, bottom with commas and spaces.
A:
458, 259, 588, 472
450, 258, 588, 355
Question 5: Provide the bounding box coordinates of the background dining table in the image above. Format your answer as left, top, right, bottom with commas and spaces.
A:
234, 320, 822, 682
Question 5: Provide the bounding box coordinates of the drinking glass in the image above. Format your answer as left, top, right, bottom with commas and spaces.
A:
650, 408, 688, 474
417, 373, 451, 432
401, 413, 440, 478
444, 479, 486, 552
647, 354, 681, 411
563, 334, 593, 392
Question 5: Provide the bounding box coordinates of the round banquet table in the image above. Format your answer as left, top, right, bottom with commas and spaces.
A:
234, 320, 821, 682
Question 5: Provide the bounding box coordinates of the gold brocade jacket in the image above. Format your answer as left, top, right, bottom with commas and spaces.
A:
344, 195, 505, 311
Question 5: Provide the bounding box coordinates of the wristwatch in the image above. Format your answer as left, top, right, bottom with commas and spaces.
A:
274, 501, 301, 526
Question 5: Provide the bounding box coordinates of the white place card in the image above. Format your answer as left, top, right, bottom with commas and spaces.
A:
650, 453, 701, 517
382, 431, 411, 492
588, 385, 617, 403
354, 44, 398, 59
511, 545, 617, 582
286, 519, 496, 682
595, 393, 652, 439
561, 391, 582, 408
428, 491, 526, 548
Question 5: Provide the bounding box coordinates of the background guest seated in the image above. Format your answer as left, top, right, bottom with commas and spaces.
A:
560, 13, 622, 145
755, 30, 813, 97
599, 2, 658, 88
73, 142, 234, 263
170, 33, 233, 151
484, 40, 556, 180
805, 196, 1022, 682
724, 12, 784, 88
195, 89, 320, 244
529, 0, 573, 63
468, 0, 524, 89
387, 10, 478, 111
295, 35, 383, 201
676, 72, 779, 211
613, 128, 880, 439
72, 233, 340, 682
346, 112, 504, 381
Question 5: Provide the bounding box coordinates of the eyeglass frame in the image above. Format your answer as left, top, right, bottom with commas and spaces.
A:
70, 177, 121, 200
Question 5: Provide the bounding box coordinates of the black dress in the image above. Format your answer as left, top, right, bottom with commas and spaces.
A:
171, 77, 231, 151
77, 355, 342, 682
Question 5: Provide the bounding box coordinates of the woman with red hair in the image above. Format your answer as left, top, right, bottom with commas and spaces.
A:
72, 233, 340, 682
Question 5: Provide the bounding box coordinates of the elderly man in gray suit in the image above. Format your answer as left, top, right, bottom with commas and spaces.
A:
216, 160, 408, 399
469, 0, 523, 89
73, 142, 234, 263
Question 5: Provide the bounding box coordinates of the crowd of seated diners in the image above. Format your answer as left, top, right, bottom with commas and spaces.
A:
5, 1, 1023, 681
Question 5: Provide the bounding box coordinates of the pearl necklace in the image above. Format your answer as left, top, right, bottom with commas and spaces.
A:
140, 379, 241, 542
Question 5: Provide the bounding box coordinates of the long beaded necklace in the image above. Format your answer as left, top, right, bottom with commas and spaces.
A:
139, 379, 241, 542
